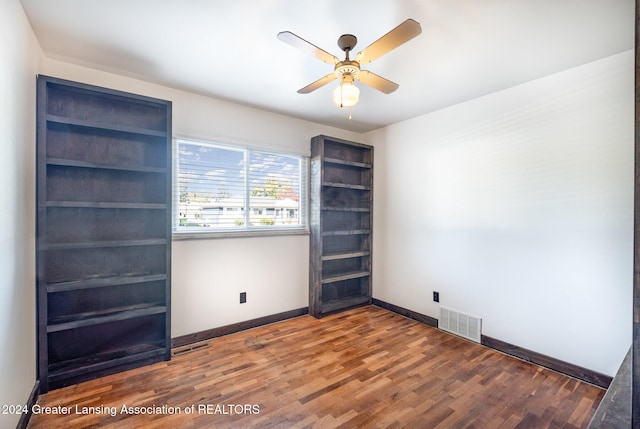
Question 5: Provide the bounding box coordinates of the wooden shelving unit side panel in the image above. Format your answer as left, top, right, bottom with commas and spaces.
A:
309, 137, 325, 318
36, 75, 172, 392
309, 135, 373, 317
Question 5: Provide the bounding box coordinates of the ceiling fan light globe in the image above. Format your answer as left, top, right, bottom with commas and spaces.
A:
333, 82, 360, 108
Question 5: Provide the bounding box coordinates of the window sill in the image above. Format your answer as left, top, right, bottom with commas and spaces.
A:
172, 227, 309, 241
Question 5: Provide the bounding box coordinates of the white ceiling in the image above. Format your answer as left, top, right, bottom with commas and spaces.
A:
20, 0, 634, 133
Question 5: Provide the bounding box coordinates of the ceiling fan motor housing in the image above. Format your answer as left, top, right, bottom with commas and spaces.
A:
334, 61, 360, 78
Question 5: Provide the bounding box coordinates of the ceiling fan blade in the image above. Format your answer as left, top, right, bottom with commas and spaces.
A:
355, 19, 422, 64
298, 74, 338, 94
357, 70, 399, 94
277, 31, 340, 65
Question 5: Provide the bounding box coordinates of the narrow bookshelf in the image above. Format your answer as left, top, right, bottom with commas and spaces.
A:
309, 135, 373, 317
36, 75, 172, 392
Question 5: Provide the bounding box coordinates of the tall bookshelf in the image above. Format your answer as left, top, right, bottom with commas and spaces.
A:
36, 76, 172, 392
309, 135, 373, 317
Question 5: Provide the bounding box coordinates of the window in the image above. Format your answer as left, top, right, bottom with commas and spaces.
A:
174, 137, 308, 236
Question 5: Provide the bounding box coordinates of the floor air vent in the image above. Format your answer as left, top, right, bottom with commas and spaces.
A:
172, 343, 211, 356
439, 306, 482, 343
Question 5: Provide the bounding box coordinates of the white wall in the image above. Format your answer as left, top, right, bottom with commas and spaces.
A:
365, 51, 634, 376
41, 58, 363, 336
0, 1, 41, 427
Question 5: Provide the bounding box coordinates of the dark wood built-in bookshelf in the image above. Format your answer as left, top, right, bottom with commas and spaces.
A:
309, 135, 373, 317
36, 76, 172, 392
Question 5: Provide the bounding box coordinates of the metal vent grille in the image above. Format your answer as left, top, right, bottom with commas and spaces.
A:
439, 306, 482, 343
172, 343, 210, 356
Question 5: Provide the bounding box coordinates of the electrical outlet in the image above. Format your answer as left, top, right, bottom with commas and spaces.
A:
433, 291, 440, 303
240, 292, 247, 304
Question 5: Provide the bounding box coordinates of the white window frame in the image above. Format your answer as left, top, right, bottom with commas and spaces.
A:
172, 137, 309, 239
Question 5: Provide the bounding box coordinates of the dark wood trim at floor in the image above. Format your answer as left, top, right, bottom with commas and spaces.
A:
372, 299, 438, 327
481, 335, 612, 389
16, 381, 39, 429
373, 298, 612, 389
171, 307, 309, 349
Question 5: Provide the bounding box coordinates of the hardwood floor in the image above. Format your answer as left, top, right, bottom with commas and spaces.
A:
28, 306, 605, 428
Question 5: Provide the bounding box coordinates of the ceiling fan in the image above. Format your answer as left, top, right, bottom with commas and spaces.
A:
277, 19, 422, 113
